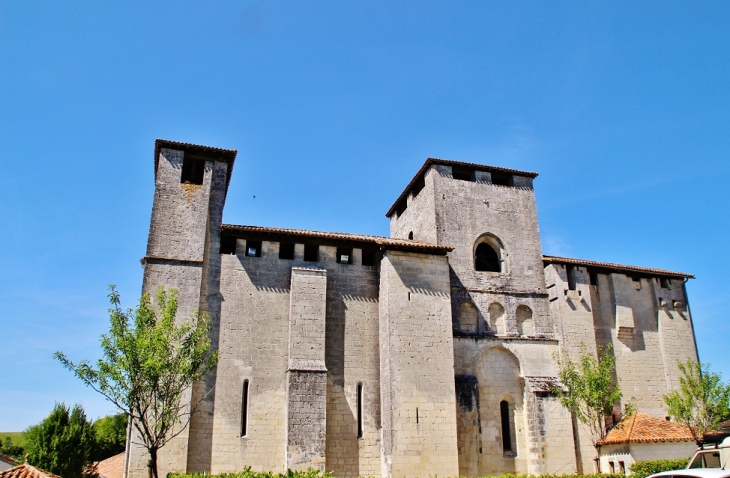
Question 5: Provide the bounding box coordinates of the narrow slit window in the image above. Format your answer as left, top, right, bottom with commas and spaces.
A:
220, 235, 237, 255
246, 240, 262, 257
304, 244, 319, 262
567, 265, 577, 290
279, 242, 295, 260
181, 156, 205, 185
357, 383, 363, 439
408, 231, 413, 240
416, 407, 419, 424
337, 247, 352, 264
500, 400, 513, 455
361, 249, 377, 266
241, 379, 249, 437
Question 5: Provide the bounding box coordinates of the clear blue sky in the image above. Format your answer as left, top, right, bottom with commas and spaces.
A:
1, 1, 729, 431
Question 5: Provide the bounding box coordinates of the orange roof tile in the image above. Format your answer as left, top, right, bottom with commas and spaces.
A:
600, 412, 694, 445
96, 452, 125, 478
0, 455, 19, 467
543, 255, 694, 279
0, 464, 63, 478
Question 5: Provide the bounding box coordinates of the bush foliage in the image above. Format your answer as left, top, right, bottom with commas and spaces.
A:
629, 458, 690, 478
169, 472, 629, 478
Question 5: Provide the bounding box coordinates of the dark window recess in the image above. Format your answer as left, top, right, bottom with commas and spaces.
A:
220, 235, 237, 255
245, 240, 261, 257
411, 176, 425, 197
500, 400, 513, 454
304, 244, 319, 262
491, 171, 513, 186
567, 265, 577, 290
362, 249, 377, 266
408, 231, 414, 240
631, 276, 641, 282
452, 166, 475, 182
589, 269, 599, 287
395, 201, 407, 217
357, 383, 363, 439
661, 277, 671, 289
279, 242, 295, 260
475, 243, 501, 272
240, 379, 249, 437
337, 247, 352, 264
181, 156, 205, 185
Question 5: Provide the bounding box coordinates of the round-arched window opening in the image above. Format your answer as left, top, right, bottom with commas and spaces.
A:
408, 231, 414, 240
475, 243, 501, 272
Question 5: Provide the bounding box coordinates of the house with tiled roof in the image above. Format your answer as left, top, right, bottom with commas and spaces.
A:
0, 463, 62, 478
599, 413, 696, 474
0, 455, 19, 472
96, 453, 124, 478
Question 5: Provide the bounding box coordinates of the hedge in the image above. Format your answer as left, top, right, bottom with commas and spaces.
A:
169, 472, 629, 478
629, 458, 690, 478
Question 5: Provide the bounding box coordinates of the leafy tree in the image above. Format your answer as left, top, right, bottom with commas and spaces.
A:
55, 286, 218, 478
553, 344, 633, 472
94, 413, 127, 461
24, 403, 97, 478
664, 358, 730, 444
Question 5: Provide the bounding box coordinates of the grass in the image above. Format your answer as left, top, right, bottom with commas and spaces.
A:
0, 432, 27, 448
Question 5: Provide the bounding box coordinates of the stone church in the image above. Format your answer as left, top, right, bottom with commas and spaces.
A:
125, 139, 698, 478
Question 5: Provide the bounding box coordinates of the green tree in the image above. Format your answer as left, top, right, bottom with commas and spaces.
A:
0, 436, 25, 462
553, 344, 633, 472
94, 413, 127, 461
24, 403, 97, 478
55, 286, 218, 478
664, 359, 730, 444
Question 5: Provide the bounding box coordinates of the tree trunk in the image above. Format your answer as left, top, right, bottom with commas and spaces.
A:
148, 449, 158, 478
594, 455, 601, 473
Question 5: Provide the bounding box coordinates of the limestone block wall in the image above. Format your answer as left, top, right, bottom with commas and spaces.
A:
379, 251, 459, 478
207, 239, 382, 477
390, 167, 439, 244
128, 147, 228, 478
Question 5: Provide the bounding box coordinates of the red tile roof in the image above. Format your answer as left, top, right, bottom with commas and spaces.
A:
0, 464, 62, 478
0, 455, 18, 467
599, 413, 694, 445
385, 158, 539, 217
96, 453, 125, 478
543, 255, 694, 279
221, 224, 454, 255
154, 139, 238, 196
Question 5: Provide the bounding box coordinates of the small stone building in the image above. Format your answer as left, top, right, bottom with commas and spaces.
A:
599, 413, 696, 474
125, 139, 699, 478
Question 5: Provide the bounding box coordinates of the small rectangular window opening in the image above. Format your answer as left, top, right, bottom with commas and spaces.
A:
631, 276, 641, 282
660, 277, 671, 289
361, 249, 377, 266
491, 171, 513, 186
337, 247, 352, 264
245, 240, 261, 257
452, 166, 475, 182
566, 265, 577, 291
411, 176, 425, 197
304, 244, 319, 262
357, 383, 363, 439
588, 269, 599, 287
181, 156, 205, 185
240, 379, 249, 437
279, 242, 295, 260
619, 461, 625, 474
220, 235, 237, 255
609, 462, 615, 473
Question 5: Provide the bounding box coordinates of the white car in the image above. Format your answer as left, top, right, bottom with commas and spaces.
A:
648, 469, 730, 478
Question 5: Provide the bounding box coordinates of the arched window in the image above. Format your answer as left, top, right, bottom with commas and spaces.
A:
488, 302, 504, 335
516, 305, 533, 336
474, 235, 503, 272
459, 301, 478, 332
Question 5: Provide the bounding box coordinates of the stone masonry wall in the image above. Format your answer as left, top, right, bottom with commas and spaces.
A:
378, 250, 459, 477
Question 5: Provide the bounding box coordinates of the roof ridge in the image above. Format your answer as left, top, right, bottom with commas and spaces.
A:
543, 255, 694, 279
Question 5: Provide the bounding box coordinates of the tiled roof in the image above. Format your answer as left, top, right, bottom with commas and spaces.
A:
386, 158, 539, 218
154, 139, 238, 196
221, 224, 454, 255
0, 455, 19, 466
0, 464, 62, 478
543, 255, 694, 279
96, 452, 125, 478
599, 412, 694, 445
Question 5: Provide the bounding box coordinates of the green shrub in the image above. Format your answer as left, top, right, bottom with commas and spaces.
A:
630, 458, 690, 478
478, 474, 626, 478
168, 468, 332, 478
